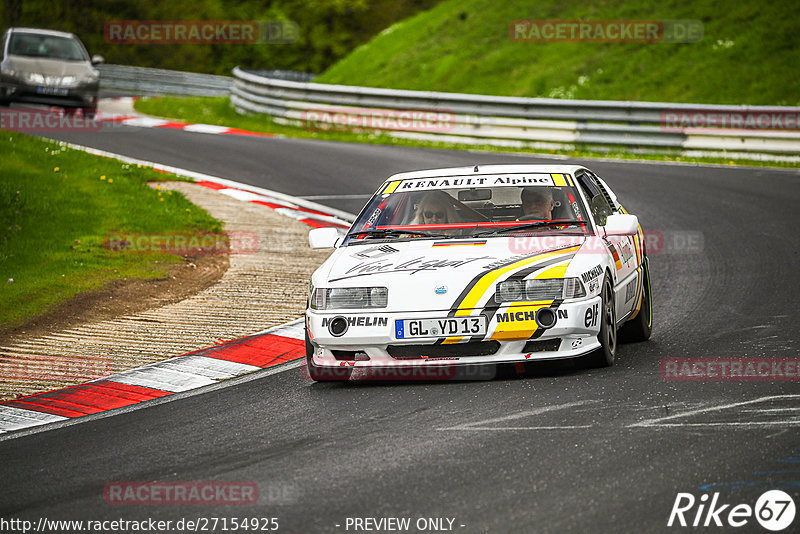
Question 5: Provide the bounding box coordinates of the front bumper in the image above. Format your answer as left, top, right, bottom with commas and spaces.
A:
0, 77, 98, 108
306, 297, 603, 369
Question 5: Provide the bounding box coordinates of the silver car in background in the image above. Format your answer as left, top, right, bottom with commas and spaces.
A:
0, 28, 102, 114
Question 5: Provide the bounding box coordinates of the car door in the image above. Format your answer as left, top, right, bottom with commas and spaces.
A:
574, 170, 640, 320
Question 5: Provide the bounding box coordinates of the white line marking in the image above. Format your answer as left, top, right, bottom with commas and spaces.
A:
635, 421, 800, 427
438, 400, 591, 430
629, 394, 800, 428
741, 408, 800, 413
444, 425, 593, 431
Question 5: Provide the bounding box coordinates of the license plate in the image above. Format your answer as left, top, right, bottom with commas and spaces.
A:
36, 86, 68, 96
395, 316, 486, 339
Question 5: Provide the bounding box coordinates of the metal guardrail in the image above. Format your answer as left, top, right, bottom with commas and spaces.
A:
231, 66, 800, 160
98, 64, 232, 97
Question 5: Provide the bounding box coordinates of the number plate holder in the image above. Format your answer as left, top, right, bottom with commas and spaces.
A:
395, 316, 487, 339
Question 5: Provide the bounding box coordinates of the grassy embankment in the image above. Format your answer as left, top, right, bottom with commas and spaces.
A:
134, 0, 799, 167
0, 133, 222, 330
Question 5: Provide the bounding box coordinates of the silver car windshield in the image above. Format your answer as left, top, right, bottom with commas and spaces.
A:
9, 33, 88, 61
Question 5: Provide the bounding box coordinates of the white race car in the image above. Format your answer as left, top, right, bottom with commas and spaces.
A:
305, 164, 652, 381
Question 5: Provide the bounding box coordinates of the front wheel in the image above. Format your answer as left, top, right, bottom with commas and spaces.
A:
584, 275, 617, 368
305, 330, 352, 382
619, 256, 653, 343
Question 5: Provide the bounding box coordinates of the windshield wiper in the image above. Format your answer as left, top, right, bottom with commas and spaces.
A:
347, 228, 448, 239
471, 220, 587, 237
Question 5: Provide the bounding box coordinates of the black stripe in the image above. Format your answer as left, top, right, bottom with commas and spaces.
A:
447, 249, 577, 317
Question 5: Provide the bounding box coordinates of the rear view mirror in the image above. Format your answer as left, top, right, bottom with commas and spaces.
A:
603, 214, 639, 236
308, 227, 342, 249
458, 189, 492, 202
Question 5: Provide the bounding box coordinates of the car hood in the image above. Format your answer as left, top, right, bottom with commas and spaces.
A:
314, 235, 593, 313
6, 55, 92, 76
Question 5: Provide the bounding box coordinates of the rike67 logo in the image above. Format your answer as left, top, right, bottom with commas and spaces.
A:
668, 490, 796, 531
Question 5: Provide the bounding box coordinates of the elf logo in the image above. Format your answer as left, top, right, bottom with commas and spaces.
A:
584, 303, 599, 328
668, 490, 795, 530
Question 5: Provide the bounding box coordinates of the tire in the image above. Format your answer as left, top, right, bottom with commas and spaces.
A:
619, 256, 653, 343
305, 330, 352, 382
584, 275, 617, 368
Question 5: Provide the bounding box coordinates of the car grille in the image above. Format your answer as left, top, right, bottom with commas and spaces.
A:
387, 341, 500, 359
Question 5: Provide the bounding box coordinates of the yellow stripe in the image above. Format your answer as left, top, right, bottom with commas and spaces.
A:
382, 180, 401, 194
534, 261, 569, 279
566, 174, 574, 186
551, 173, 567, 187
442, 246, 580, 343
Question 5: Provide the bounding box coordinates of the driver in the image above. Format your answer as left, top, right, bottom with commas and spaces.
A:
410, 191, 457, 225
519, 187, 554, 220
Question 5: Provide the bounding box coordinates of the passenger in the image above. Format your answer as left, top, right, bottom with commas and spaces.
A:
519, 187, 554, 220
410, 191, 457, 225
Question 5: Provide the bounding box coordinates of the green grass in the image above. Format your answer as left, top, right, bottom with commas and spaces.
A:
317, 0, 799, 106
134, 96, 798, 169
0, 132, 222, 330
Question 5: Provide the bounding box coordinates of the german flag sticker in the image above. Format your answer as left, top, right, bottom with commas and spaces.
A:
609, 243, 622, 270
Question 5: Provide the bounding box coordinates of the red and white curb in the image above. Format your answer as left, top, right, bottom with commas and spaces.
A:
0, 321, 305, 435
0, 141, 357, 437
102, 115, 277, 139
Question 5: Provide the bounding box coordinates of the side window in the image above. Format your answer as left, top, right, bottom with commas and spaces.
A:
576, 170, 615, 226
589, 194, 613, 226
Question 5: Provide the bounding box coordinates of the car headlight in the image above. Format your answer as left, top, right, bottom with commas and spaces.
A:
562, 278, 586, 299
79, 71, 99, 84
495, 278, 585, 303
0, 65, 17, 77
23, 72, 45, 84
311, 287, 388, 310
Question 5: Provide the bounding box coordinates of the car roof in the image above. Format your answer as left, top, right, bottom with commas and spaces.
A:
384, 164, 590, 183
7, 27, 78, 39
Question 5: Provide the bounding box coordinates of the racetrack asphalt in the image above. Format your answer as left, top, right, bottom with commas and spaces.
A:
1, 121, 798, 533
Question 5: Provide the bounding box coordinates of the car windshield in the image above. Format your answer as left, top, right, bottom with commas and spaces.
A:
345, 173, 592, 244
8, 33, 88, 61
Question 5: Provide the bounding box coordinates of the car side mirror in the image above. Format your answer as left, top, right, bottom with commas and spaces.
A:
308, 227, 342, 249
603, 214, 639, 236
91, 55, 104, 65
